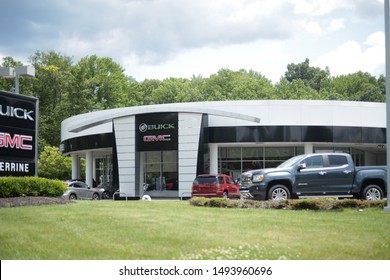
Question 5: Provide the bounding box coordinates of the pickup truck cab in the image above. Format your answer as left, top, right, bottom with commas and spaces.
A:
240, 153, 387, 201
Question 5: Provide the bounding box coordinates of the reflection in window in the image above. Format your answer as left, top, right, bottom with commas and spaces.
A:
302, 155, 324, 168
328, 155, 348, 167
217, 146, 304, 178
144, 151, 178, 192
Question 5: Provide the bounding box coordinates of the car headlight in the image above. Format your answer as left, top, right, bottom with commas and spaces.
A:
252, 174, 264, 182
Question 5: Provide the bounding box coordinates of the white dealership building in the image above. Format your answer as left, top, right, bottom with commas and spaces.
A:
60, 100, 386, 199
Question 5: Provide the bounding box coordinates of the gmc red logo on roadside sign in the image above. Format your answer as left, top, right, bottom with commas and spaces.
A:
143, 135, 171, 142
0, 132, 33, 150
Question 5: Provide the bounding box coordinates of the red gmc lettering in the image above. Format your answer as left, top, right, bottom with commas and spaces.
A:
0, 132, 33, 150
143, 135, 171, 142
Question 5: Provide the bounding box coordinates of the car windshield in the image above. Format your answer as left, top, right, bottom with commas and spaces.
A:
194, 177, 218, 184
277, 154, 306, 168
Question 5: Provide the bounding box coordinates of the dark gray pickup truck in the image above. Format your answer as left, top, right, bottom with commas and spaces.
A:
240, 153, 387, 201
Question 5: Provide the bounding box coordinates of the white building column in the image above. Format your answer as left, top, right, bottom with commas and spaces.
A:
304, 143, 313, 154
85, 151, 93, 188
71, 154, 80, 179
209, 143, 218, 174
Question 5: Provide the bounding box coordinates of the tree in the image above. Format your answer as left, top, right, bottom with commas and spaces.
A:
203, 69, 274, 101
284, 58, 331, 92
275, 78, 320, 100
138, 79, 162, 105
29, 51, 75, 149
151, 77, 191, 103
332, 71, 385, 102
74, 55, 130, 110
38, 146, 72, 180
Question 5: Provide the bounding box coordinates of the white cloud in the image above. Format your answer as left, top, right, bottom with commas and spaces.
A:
316, 31, 385, 77
289, 0, 350, 16
300, 20, 323, 34
327, 18, 346, 32
123, 39, 287, 82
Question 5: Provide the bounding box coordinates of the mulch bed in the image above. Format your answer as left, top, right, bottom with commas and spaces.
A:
0, 196, 71, 208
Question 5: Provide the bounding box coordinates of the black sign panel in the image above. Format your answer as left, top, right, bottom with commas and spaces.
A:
0, 159, 36, 176
0, 90, 38, 176
0, 93, 36, 130
136, 113, 178, 151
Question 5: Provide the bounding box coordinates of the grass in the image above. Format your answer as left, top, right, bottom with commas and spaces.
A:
0, 200, 389, 260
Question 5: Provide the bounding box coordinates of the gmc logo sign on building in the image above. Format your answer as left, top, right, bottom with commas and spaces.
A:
143, 135, 171, 142
0, 90, 38, 176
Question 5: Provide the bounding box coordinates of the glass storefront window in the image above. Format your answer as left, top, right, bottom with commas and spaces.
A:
218, 146, 304, 176
96, 156, 113, 185
221, 147, 242, 161
264, 147, 296, 168
144, 150, 178, 192
242, 147, 263, 160
314, 146, 366, 166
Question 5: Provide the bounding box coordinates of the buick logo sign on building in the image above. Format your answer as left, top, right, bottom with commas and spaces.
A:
136, 113, 178, 151
0, 90, 39, 176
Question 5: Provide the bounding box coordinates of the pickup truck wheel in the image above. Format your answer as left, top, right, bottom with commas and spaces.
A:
362, 185, 383, 200
268, 185, 291, 200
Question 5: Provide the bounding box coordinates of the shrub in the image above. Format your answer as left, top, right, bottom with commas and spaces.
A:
0, 177, 67, 198
189, 196, 209, 207
207, 198, 234, 208
189, 197, 235, 208
189, 197, 387, 210
285, 198, 337, 210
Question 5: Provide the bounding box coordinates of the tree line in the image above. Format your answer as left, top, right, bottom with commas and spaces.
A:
0, 51, 386, 179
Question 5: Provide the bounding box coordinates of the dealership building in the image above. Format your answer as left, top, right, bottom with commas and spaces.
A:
60, 100, 386, 199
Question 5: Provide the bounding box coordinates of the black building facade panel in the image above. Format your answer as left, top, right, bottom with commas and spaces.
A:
207, 126, 385, 144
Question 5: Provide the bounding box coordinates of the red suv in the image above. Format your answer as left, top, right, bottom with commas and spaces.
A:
191, 174, 241, 199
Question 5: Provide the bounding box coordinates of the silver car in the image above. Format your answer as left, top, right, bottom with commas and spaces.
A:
63, 180, 102, 200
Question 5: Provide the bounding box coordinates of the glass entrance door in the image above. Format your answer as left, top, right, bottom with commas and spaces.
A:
143, 150, 178, 195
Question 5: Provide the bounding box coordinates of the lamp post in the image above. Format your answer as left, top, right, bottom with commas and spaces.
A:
0, 65, 35, 94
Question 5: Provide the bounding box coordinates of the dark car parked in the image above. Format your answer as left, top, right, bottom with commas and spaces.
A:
97, 182, 119, 199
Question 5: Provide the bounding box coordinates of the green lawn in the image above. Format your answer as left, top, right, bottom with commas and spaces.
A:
0, 200, 389, 260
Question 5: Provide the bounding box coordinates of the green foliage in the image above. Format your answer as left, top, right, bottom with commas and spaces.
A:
189, 197, 387, 210
284, 58, 331, 92
189, 197, 235, 208
204, 69, 275, 101
331, 71, 385, 102
1, 54, 387, 156
0, 177, 67, 197
38, 146, 72, 180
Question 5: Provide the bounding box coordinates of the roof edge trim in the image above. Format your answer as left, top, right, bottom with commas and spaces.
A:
68, 107, 261, 133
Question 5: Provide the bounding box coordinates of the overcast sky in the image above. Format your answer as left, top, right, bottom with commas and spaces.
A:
0, 0, 385, 83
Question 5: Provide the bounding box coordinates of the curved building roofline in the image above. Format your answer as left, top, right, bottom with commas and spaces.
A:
61, 100, 385, 142
67, 105, 261, 133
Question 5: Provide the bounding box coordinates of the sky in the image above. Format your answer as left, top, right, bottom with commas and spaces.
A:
0, 0, 386, 83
